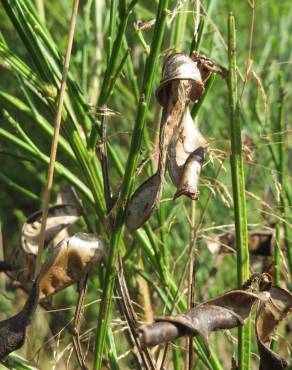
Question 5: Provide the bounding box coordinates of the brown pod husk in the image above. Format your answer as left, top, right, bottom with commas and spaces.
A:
38, 233, 105, 300
256, 285, 292, 370
21, 204, 81, 255
139, 289, 269, 348
0, 279, 39, 359
125, 173, 162, 232
156, 53, 204, 106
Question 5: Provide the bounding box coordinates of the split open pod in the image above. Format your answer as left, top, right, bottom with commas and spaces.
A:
0, 232, 105, 359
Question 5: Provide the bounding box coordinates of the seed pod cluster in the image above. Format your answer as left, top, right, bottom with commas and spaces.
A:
0, 232, 105, 359
126, 53, 209, 231
139, 274, 292, 369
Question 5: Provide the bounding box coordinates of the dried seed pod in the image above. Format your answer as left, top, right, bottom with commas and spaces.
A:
126, 80, 192, 231
256, 285, 292, 370
0, 279, 39, 359
156, 53, 204, 106
173, 147, 204, 200
125, 174, 162, 232
139, 289, 269, 348
207, 231, 274, 256
38, 233, 105, 300
21, 204, 81, 255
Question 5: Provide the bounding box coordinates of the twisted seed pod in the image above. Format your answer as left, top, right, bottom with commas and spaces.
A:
139, 289, 269, 348
156, 53, 204, 106
38, 233, 105, 300
168, 107, 207, 199
126, 54, 204, 231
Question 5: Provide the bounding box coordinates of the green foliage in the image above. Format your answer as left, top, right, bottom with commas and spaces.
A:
0, 0, 291, 369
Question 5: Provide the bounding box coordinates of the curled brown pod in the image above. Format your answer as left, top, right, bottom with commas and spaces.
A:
38, 233, 105, 300
156, 53, 204, 106
139, 289, 269, 349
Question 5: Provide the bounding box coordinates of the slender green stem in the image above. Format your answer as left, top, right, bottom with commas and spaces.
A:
276, 75, 291, 276
0, 172, 39, 201
274, 224, 281, 285
93, 1, 169, 368
227, 13, 251, 370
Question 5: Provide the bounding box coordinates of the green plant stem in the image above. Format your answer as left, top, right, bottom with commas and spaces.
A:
93, 1, 169, 368
227, 13, 251, 370
0, 128, 93, 203
274, 224, 281, 285
88, 0, 138, 150
0, 172, 39, 201
276, 76, 291, 276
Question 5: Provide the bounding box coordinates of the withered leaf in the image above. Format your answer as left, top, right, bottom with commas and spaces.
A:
38, 233, 105, 300
139, 289, 268, 349
21, 204, 81, 255
256, 285, 292, 370
0, 279, 39, 359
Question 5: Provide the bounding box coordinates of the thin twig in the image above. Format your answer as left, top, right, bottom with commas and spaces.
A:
34, 0, 80, 277
72, 275, 89, 370
116, 255, 156, 370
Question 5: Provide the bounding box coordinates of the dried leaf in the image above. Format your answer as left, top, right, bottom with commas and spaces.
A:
0, 279, 39, 359
21, 204, 81, 255
139, 289, 269, 348
38, 233, 105, 300
256, 285, 292, 370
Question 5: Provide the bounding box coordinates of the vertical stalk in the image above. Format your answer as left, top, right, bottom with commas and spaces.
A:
93, 1, 169, 368
227, 13, 251, 370
34, 0, 80, 276
274, 224, 280, 285
276, 76, 291, 276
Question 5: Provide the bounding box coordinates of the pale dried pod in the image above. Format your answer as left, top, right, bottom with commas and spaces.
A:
156, 53, 204, 106
168, 107, 207, 199
38, 233, 105, 300
21, 204, 81, 256
173, 147, 205, 200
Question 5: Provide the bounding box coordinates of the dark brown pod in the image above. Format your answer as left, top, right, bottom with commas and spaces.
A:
156, 53, 204, 106
139, 289, 268, 349
0, 279, 39, 359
